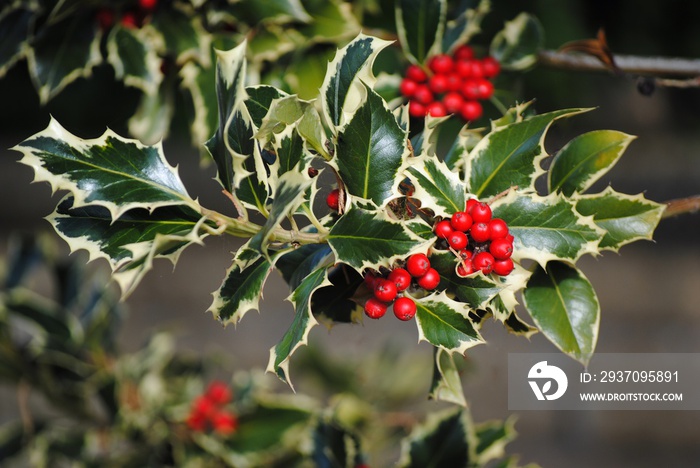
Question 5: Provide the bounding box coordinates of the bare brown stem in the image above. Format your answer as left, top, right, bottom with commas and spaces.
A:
662, 195, 700, 219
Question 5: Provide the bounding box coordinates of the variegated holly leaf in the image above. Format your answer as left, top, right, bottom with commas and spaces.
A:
26, 12, 101, 104
267, 125, 314, 194
491, 191, 604, 267
548, 130, 636, 196
523, 261, 600, 365
320, 33, 393, 129
332, 86, 408, 206
204, 41, 252, 194
276, 243, 333, 291
0, 4, 34, 78
503, 309, 539, 338
180, 60, 219, 150
414, 292, 485, 355
490, 12, 544, 71
151, 5, 211, 66
474, 416, 518, 466
235, 0, 312, 24
441, 0, 490, 54
128, 69, 176, 144
443, 127, 484, 171
429, 251, 503, 309
48, 197, 209, 297
245, 85, 288, 130
395, 0, 446, 64
13, 118, 195, 220
106, 24, 164, 96
298, 104, 330, 159
429, 348, 467, 407
245, 171, 312, 257
255, 94, 311, 146
208, 247, 279, 326
398, 408, 477, 468
405, 155, 467, 217
267, 265, 331, 387
575, 188, 665, 252
486, 261, 531, 321
465, 108, 588, 198
327, 206, 428, 272
311, 264, 364, 326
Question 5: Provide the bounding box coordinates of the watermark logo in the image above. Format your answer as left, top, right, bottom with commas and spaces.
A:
528, 361, 568, 401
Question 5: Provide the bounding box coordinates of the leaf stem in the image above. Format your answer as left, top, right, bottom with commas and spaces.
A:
661, 195, 700, 219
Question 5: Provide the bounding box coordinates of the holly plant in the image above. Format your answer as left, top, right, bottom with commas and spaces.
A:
12, 29, 664, 401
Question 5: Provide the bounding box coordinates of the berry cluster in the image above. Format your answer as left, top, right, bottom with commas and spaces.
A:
362, 253, 439, 321
434, 199, 514, 277
400, 45, 501, 121
96, 0, 158, 30
186, 381, 239, 436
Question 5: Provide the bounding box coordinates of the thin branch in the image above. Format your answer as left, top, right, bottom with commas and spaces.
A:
538, 50, 700, 77
662, 195, 700, 219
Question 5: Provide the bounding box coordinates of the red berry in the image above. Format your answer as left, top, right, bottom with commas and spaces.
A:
406, 253, 430, 277
458, 248, 473, 260
459, 100, 482, 121
193, 396, 217, 419
434, 219, 453, 239
468, 60, 485, 79
450, 211, 473, 232
393, 297, 417, 321
492, 258, 514, 276
461, 79, 480, 100
475, 78, 494, 99
400, 78, 419, 97
417, 268, 440, 290
364, 272, 378, 290
455, 60, 474, 79
442, 92, 464, 114
473, 252, 495, 274
388, 268, 412, 292
139, 0, 158, 10
186, 411, 207, 431
445, 73, 462, 92
96, 8, 115, 30
456, 258, 475, 277
470, 202, 492, 223
504, 233, 515, 244
448, 231, 468, 250
212, 411, 238, 435
428, 54, 454, 74
374, 279, 398, 302
488, 218, 509, 239
429, 74, 450, 94
326, 188, 340, 211
481, 57, 501, 78
453, 45, 474, 61
364, 298, 388, 319
409, 100, 427, 118
490, 237, 513, 260
413, 85, 434, 105
121, 11, 138, 28
427, 101, 447, 117
470, 222, 490, 243
406, 65, 428, 82
206, 381, 232, 405
465, 198, 479, 214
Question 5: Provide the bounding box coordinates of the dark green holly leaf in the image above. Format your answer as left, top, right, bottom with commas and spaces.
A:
405, 155, 467, 217
311, 264, 364, 326
277, 243, 333, 291
333, 86, 408, 206
503, 310, 539, 338
48, 197, 209, 297
0, 5, 34, 77
27, 12, 101, 103
475, 416, 517, 465
549, 130, 636, 196
106, 24, 163, 96
311, 419, 363, 468
575, 188, 664, 251
429, 348, 467, 407
429, 251, 503, 309
235, 0, 312, 24
327, 207, 428, 272
398, 408, 476, 468
415, 292, 484, 354
14, 118, 194, 220
442, 0, 490, 54
490, 12, 544, 70
151, 6, 210, 65
320, 33, 392, 129
299, 0, 359, 42
491, 192, 603, 267
207, 249, 275, 326
523, 262, 599, 365
395, 0, 446, 64
466, 108, 587, 198
268, 266, 330, 386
